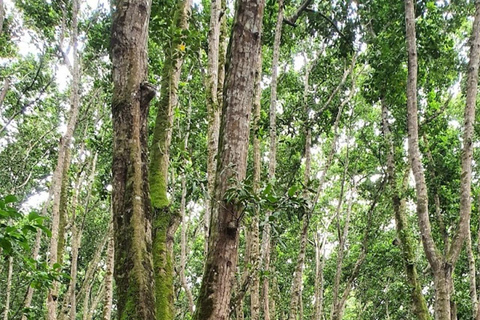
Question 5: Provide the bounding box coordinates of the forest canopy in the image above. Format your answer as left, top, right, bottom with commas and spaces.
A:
1, 0, 480, 319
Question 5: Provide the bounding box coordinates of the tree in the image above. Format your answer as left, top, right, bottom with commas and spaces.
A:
110, 0, 156, 318
194, 0, 265, 318
404, 0, 480, 319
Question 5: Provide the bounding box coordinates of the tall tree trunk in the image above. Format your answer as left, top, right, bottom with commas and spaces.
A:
204, 0, 225, 254
102, 218, 114, 320
0, 78, 9, 109
404, 0, 480, 319
149, 0, 191, 318
47, 0, 80, 317
179, 100, 195, 315
110, 0, 156, 317
250, 50, 263, 320
2, 256, 13, 320
382, 100, 430, 320
262, 1, 283, 318
193, 0, 265, 317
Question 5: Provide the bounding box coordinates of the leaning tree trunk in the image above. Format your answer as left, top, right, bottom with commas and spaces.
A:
149, 0, 191, 318
110, 0, 156, 317
193, 0, 265, 317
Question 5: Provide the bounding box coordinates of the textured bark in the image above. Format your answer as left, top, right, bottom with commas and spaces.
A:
149, 1, 191, 318
47, 0, 80, 317
110, 0, 156, 317
382, 100, 430, 320
2, 256, 13, 320
466, 226, 478, 319
102, 219, 114, 320
404, 0, 480, 319
204, 0, 223, 254
193, 0, 265, 317
262, 1, 283, 318
57, 148, 72, 267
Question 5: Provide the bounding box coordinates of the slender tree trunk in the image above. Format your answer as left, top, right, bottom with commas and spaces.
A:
0, 78, 9, 109
193, 0, 265, 317
382, 100, 430, 320
466, 226, 478, 319
204, 0, 223, 254
404, 1, 480, 319
2, 256, 13, 320
262, 1, 283, 318
84, 279, 105, 320
110, 0, 156, 317
0, 0, 4, 37
250, 50, 263, 320
288, 217, 309, 320
47, 0, 80, 317
102, 219, 114, 320
314, 232, 325, 320
179, 101, 195, 315
149, 1, 191, 318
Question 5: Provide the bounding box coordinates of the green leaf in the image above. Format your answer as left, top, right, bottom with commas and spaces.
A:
5, 195, 17, 204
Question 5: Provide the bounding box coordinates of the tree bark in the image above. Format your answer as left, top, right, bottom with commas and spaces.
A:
149, 1, 191, 318
466, 225, 478, 319
193, 0, 265, 317
314, 232, 325, 320
2, 256, 13, 320
0, 78, 9, 109
102, 218, 114, 320
382, 100, 430, 320
405, 0, 480, 319
0, 0, 4, 37
250, 50, 263, 320
262, 1, 283, 318
110, 0, 156, 317
47, 0, 81, 317
204, 0, 224, 254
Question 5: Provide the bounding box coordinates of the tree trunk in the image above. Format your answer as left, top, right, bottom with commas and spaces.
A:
262, 1, 283, 318
250, 50, 263, 320
0, 78, 9, 109
0, 0, 4, 37
382, 100, 430, 320
110, 0, 156, 317
404, 0, 480, 319
193, 0, 265, 317
204, 0, 224, 254
314, 232, 325, 320
2, 256, 13, 320
47, 0, 80, 317
149, 1, 191, 318
102, 218, 114, 320
466, 226, 477, 319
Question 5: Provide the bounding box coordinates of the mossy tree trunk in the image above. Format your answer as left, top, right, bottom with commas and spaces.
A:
149, 0, 191, 318
193, 0, 265, 317
110, 0, 156, 317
